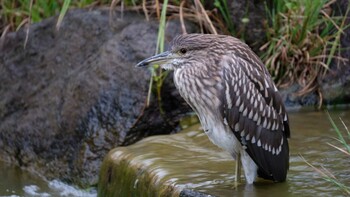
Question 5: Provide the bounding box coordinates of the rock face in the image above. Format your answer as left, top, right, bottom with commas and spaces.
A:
228, 0, 269, 51
0, 9, 192, 186
320, 0, 350, 105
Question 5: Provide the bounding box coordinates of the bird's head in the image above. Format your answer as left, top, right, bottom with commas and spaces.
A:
136, 34, 226, 70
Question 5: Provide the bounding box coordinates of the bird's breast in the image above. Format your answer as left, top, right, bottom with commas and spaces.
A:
174, 68, 241, 156
174, 68, 222, 110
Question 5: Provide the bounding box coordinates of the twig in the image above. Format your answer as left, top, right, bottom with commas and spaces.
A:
179, 1, 187, 34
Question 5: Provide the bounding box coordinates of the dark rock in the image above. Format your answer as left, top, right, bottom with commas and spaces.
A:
0, 9, 193, 186
180, 189, 214, 197
227, 0, 269, 52
279, 84, 319, 110
320, 0, 350, 105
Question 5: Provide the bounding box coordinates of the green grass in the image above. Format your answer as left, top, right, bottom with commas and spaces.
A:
303, 111, 350, 195
0, 0, 123, 33
214, 0, 234, 35
146, 0, 170, 109
2, 0, 63, 31
260, 0, 349, 106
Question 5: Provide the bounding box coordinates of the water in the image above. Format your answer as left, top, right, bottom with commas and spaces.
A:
0, 162, 97, 196
229, 109, 350, 196
179, 109, 350, 196
1, 109, 350, 196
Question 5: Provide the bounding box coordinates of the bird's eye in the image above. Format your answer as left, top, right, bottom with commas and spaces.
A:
179, 48, 187, 54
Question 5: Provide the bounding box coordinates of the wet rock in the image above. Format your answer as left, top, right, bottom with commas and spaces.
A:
98, 125, 235, 197
0, 9, 193, 186
179, 189, 213, 197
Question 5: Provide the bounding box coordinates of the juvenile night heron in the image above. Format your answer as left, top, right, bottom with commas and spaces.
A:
136, 34, 290, 184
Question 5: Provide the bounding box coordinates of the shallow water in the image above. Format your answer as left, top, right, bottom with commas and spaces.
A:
1, 109, 350, 196
0, 161, 97, 196
227, 109, 350, 196
101, 109, 350, 196
177, 109, 350, 196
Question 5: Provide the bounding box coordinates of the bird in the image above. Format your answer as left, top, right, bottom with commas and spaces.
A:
136, 34, 290, 184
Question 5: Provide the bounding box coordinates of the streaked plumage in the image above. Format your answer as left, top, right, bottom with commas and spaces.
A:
136, 34, 290, 183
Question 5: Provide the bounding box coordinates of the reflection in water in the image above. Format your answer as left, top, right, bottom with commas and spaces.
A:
1, 109, 350, 196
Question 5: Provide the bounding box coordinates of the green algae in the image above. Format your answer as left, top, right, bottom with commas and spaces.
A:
97, 125, 236, 196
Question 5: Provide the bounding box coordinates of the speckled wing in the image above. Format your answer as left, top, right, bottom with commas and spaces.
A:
220, 53, 290, 182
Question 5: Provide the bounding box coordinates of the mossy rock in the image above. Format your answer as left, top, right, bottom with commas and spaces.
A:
98, 125, 236, 197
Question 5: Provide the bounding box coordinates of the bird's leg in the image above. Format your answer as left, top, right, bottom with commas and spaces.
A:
235, 152, 241, 187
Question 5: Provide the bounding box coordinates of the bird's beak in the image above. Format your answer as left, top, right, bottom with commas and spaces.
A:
135, 51, 172, 67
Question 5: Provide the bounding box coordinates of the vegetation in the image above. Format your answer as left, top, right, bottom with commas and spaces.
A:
147, 0, 169, 108
0, 0, 349, 107
304, 112, 350, 195
1, 0, 101, 32
260, 0, 349, 107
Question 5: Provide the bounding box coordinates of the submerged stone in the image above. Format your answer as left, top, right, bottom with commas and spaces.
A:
98, 124, 237, 196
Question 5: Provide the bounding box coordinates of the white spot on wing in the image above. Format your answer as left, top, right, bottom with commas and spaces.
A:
262, 118, 267, 128
264, 88, 268, 97
225, 81, 232, 109
259, 102, 263, 112
257, 116, 261, 125
243, 108, 248, 116
248, 110, 253, 119
234, 123, 240, 131
267, 121, 271, 130
257, 81, 263, 91
251, 136, 256, 144
239, 102, 244, 112
254, 99, 258, 108
223, 118, 228, 125
264, 78, 270, 88
235, 97, 241, 107
253, 112, 258, 121
246, 133, 250, 141
257, 140, 261, 147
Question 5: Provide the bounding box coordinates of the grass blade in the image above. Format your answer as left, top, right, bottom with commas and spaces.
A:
56, 0, 71, 30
